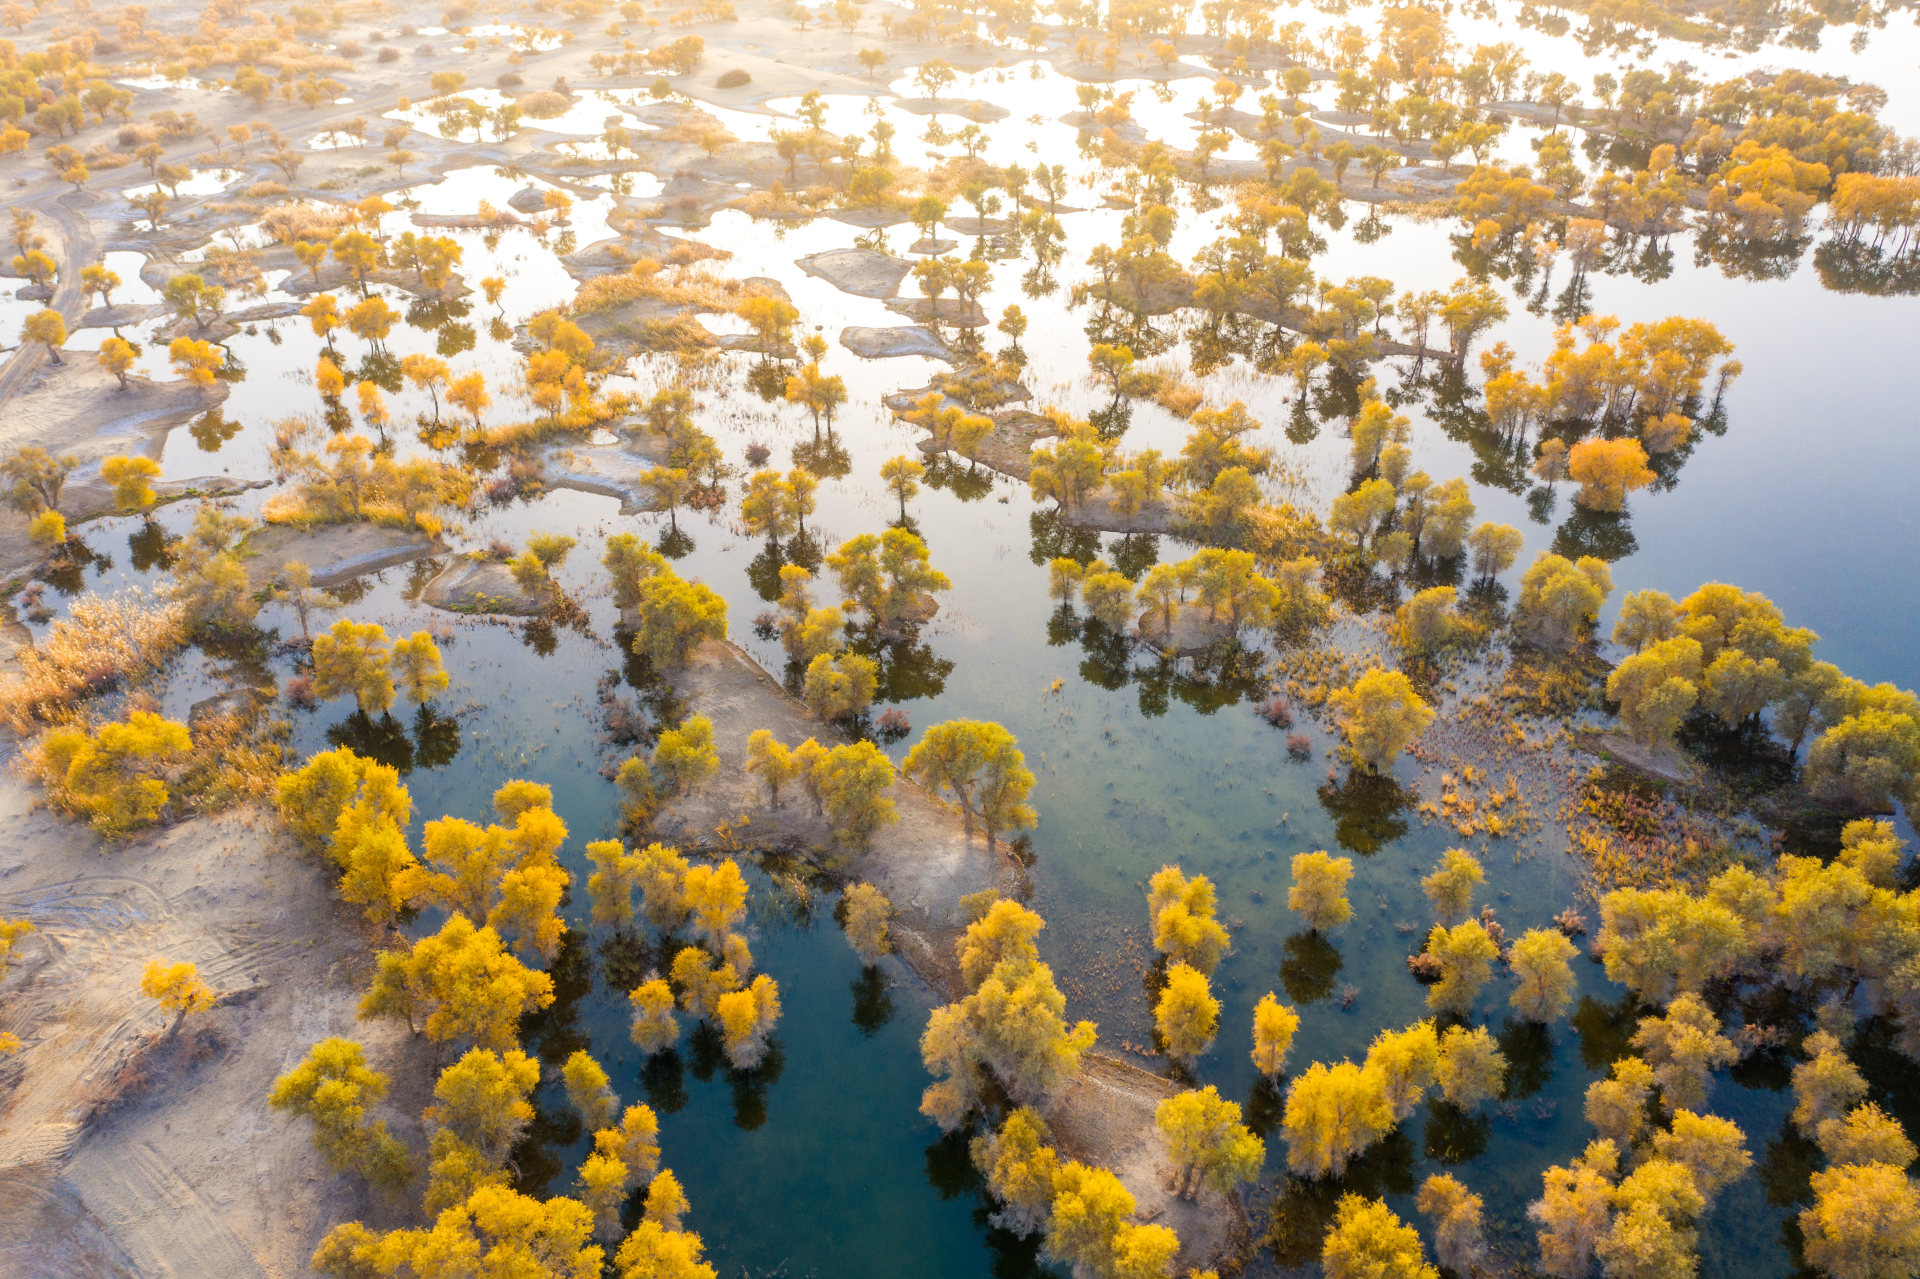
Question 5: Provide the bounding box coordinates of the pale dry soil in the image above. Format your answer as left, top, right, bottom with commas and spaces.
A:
1137, 604, 1239, 657
0, 361, 235, 580
238, 522, 448, 593
656, 639, 1244, 1270
0, 775, 428, 1278
840, 324, 954, 361
1578, 727, 1704, 786
537, 432, 674, 514
420, 558, 550, 616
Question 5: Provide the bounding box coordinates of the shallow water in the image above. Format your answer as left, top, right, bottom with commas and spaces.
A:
28, 8, 1920, 1270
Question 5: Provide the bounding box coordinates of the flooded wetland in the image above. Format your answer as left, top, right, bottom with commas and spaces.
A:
2, 0, 1920, 1275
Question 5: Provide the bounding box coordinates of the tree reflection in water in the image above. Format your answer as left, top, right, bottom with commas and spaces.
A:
1280, 930, 1344, 1005
1317, 769, 1412, 856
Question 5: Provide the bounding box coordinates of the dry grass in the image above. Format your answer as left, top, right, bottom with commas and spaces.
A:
0, 594, 188, 733
260, 200, 358, 245
23, 698, 285, 835
174, 707, 287, 816
572, 260, 775, 316
469, 393, 636, 451
1152, 378, 1204, 420
518, 89, 573, 118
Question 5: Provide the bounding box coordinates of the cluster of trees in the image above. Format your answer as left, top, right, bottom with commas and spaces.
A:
1145, 866, 1230, 1065
267, 425, 470, 534
277, 755, 559, 961
824, 527, 951, 635
290, 1036, 717, 1274
3, 444, 76, 548
1482, 314, 1738, 508
583, 844, 783, 1069
1051, 546, 1332, 646
33, 710, 193, 834
744, 728, 898, 847
921, 895, 1096, 1128
1327, 433, 1510, 580
1282, 1017, 1509, 1178
1593, 822, 1920, 1054
901, 718, 1037, 849
604, 532, 730, 671
1277, 843, 1583, 1194
1482, 832, 1920, 1274
1607, 582, 1920, 812
302, 617, 449, 713
972, 1107, 1186, 1279
268, 742, 730, 1275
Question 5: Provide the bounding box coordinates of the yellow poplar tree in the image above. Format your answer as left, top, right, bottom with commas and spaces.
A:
1289, 851, 1354, 933
312, 618, 396, 714
1510, 928, 1580, 1023
1147, 865, 1230, 974
1420, 848, 1483, 926
1155, 1084, 1264, 1199
1329, 667, 1433, 772
1424, 920, 1499, 1015
1155, 961, 1220, 1066
1321, 1194, 1438, 1279
1251, 992, 1301, 1081
142, 958, 215, 1033
842, 882, 892, 961
629, 977, 679, 1054
360, 916, 555, 1049
971, 1107, 1060, 1236
1282, 1060, 1395, 1177
268, 1036, 409, 1185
